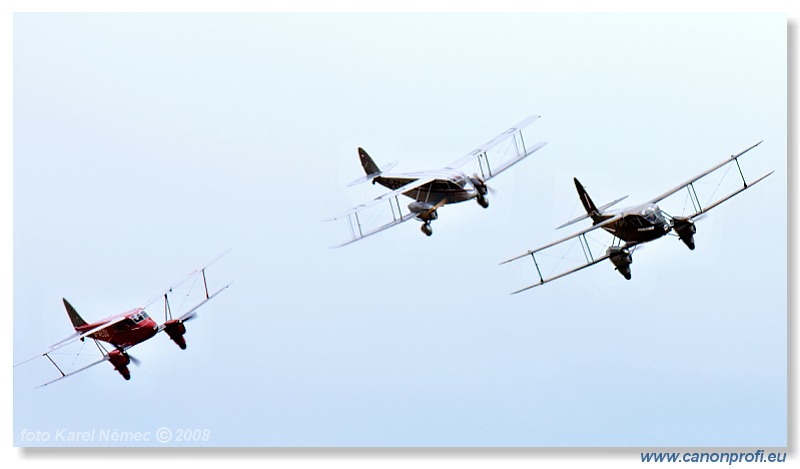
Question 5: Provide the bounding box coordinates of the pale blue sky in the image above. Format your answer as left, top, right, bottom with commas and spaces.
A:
13, 13, 786, 447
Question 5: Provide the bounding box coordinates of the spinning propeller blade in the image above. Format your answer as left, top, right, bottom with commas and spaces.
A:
470, 174, 489, 194
128, 353, 142, 367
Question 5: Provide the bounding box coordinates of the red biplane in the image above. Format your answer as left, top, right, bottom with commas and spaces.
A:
15, 256, 230, 387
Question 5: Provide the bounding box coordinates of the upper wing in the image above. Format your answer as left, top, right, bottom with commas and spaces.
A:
146, 255, 232, 326
647, 141, 768, 205
14, 316, 129, 367
683, 170, 773, 220
445, 115, 547, 181
158, 282, 232, 327
500, 215, 622, 293
143, 249, 231, 309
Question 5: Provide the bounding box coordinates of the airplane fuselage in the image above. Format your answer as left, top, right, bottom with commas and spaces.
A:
599, 203, 672, 245
76, 308, 159, 349
374, 170, 479, 206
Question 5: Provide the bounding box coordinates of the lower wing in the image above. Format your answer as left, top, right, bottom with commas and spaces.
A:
501, 215, 622, 293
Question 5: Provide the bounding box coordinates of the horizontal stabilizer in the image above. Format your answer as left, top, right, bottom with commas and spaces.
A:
556, 195, 628, 229
347, 161, 399, 186
555, 213, 590, 230
599, 195, 629, 212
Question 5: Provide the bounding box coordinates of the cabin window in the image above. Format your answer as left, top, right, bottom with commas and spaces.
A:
130, 311, 149, 324
640, 205, 660, 223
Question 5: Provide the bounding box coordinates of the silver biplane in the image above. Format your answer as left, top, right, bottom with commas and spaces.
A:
501, 141, 773, 294
325, 115, 547, 247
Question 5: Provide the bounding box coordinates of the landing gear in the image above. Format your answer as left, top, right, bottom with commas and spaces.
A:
477, 195, 489, 209
408, 201, 438, 237
421, 222, 433, 236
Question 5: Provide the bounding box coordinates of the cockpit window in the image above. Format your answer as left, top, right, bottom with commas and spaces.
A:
130, 311, 149, 324
640, 205, 662, 223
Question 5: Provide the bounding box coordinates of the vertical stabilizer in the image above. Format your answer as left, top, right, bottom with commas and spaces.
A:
359, 147, 381, 176
63, 298, 88, 329
574, 178, 605, 224
557, 178, 624, 229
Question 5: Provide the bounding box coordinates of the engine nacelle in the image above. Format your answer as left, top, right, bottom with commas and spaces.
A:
607, 246, 633, 280
408, 201, 438, 221
672, 216, 696, 250
469, 176, 489, 196
108, 349, 131, 380
163, 319, 187, 350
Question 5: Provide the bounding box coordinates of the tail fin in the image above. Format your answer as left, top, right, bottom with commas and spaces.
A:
63, 298, 88, 329
359, 147, 380, 176
557, 179, 626, 229
574, 178, 599, 215
574, 178, 610, 225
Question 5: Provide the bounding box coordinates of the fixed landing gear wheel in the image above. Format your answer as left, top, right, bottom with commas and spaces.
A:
477, 196, 489, 209
421, 223, 433, 236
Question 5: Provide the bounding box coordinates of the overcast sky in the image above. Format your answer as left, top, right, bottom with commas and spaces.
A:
13, 12, 786, 447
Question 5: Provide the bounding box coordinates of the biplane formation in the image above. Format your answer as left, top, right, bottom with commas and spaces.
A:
326, 115, 547, 246
501, 141, 773, 294
15, 258, 230, 387
15, 114, 776, 388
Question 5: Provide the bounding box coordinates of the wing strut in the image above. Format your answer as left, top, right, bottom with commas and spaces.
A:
354, 213, 363, 238
530, 253, 544, 284
45, 354, 65, 378
734, 157, 748, 187
579, 233, 595, 264
389, 195, 404, 222
688, 183, 702, 213
93, 338, 109, 355
477, 151, 492, 179
164, 293, 173, 321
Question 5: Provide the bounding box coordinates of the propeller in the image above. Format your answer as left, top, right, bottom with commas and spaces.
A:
629, 242, 648, 254
128, 353, 142, 367
469, 174, 496, 196
182, 312, 198, 323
